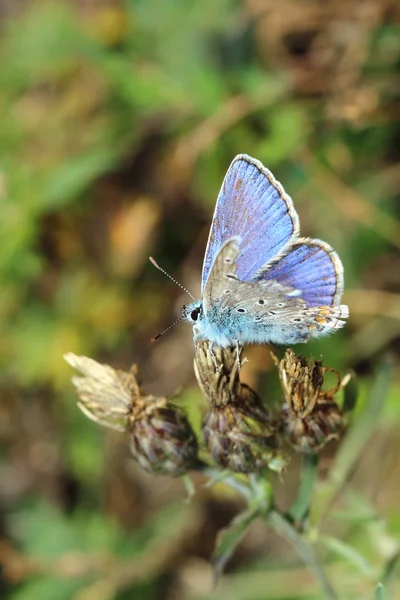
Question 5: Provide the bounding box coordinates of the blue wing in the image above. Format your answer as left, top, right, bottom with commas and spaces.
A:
201, 155, 300, 292
259, 238, 344, 306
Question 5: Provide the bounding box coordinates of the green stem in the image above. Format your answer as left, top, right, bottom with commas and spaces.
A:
288, 453, 319, 524
202, 467, 253, 501
266, 510, 337, 600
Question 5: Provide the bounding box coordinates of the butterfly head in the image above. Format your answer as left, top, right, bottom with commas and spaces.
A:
181, 301, 203, 325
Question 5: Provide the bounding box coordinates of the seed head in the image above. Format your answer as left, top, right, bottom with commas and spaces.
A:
64, 353, 199, 476
272, 349, 347, 452
129, 397, 199, 476
195, 343, 287, 473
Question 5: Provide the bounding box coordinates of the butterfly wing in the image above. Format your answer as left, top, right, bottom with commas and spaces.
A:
202, 155, 300, 292
203, 239, 348, 345
258, 238, 344, 306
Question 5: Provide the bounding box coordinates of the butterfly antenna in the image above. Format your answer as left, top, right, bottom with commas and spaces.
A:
151, 315, 185, 342
149, 257, 195, 301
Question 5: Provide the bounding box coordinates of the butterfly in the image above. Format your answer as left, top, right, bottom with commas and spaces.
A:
181, 154, 349, 354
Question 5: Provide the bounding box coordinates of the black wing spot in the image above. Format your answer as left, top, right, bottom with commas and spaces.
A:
237, 308, 246, 313
224, 258, 232, 263
258, 299, 265, 305
292, 318, 302, 322
277, 302, 285, 308
226, 274, 238, 280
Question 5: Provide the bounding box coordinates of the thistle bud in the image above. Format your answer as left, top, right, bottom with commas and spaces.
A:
64, 353, 199, 476
129, 397, 199, 476
272, 349, 346, 452
195, 343, 287, 474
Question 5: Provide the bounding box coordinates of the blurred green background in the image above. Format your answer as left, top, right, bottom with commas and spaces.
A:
0, 1, 399, 599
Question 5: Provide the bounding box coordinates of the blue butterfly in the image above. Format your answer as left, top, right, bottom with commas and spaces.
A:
181, 154, 349, 352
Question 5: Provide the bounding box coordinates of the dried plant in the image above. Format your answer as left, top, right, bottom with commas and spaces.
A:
64, 353, 200, 476
65, 342, 353, 595
271, 349, 348, 452
65, 344, 350, 473
194, 342, 286, 473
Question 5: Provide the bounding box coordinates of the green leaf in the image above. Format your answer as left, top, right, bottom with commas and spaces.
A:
210, 474, 273, 582
380, 550, 400, 586
266, 510, 337, 600
374, 583, 389, 600
287, 453, 319, 525
320, 535, 375, 577
329, 508, 377, 525
212, 495, 266, 583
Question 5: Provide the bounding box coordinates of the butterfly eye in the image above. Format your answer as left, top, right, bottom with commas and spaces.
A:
191, 309, 199, 321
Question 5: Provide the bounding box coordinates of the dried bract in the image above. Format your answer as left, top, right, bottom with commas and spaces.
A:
195, 343, 286, 474
64, 353, 139, 431
129, 399, 199, 476
64, 353, 199, 476
272, 349, 347, 452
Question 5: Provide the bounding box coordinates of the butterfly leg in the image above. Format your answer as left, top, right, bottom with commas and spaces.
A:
235, 340, 241, 370
209, 343, 221, 372
193, 334, 199, 353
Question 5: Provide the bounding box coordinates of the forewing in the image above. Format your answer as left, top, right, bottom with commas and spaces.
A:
258, 238, 344, 306
201, 154, 300, 292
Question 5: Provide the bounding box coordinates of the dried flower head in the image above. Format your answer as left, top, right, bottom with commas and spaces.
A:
64, 354, 140, 432
64, 353, 199, 476
129, 396, 199, 476
195, 343, 287, 473
272, 349, 347, 452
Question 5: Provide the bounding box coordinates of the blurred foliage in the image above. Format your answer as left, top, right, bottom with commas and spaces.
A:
0, 0, 400, 599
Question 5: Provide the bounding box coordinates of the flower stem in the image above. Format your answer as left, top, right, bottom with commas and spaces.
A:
266, 509, 337, 600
